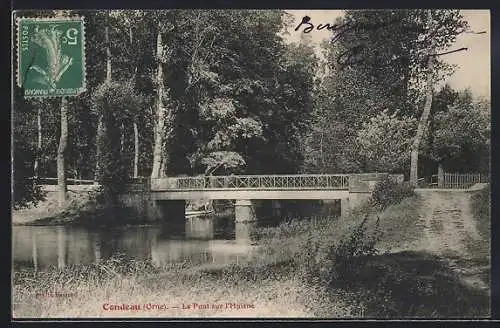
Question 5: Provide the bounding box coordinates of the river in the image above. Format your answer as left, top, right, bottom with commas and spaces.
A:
12, 216, 262, 271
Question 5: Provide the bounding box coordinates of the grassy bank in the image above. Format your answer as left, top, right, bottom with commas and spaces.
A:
462, 185, 491, 291
13, 257, 350, 318
12, 190, 490, 318
250, 194, 488, 318
12, 190, 152, 228
470, 185, 491, 240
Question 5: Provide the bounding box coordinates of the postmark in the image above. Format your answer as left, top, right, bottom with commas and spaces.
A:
16, 16, 86, 97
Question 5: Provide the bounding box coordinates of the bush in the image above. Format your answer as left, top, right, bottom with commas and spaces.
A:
370, 177, 414, 209
471, 184, 490, 221
293, 215, 382, 286
470, 184, 491, 239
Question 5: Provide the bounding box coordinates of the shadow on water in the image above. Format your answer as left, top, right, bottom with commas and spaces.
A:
330, 250, 490, 318
12, 199, 339, 271
12, 215, 258, 271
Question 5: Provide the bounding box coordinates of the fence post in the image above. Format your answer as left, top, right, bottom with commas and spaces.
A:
438, 164, 444, 188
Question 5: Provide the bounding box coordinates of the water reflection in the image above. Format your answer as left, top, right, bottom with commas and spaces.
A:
12, 217, 257, 271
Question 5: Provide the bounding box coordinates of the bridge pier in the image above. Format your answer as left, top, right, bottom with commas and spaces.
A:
234, 200, 256, 223
340, 198, 350, 217
234, 200, 256, 245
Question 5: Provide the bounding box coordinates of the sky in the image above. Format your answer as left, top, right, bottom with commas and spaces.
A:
284, 10, 491, 99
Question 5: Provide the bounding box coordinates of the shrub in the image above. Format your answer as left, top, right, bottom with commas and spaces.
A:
293, 215, 382, 286
471, 184, 490, 221
370, 177, 414, 209
470, 184, 491, 239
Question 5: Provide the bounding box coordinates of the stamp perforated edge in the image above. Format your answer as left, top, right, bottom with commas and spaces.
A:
14, 14, 87, 98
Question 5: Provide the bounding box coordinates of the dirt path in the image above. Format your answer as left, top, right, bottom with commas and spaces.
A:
412, 189, 489, 291
413, 190, 479, 257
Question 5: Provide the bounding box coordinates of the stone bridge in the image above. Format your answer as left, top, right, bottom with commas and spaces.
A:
130, 173, 402, 222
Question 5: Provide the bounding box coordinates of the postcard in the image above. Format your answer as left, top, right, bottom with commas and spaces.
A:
11, 8, 491, 319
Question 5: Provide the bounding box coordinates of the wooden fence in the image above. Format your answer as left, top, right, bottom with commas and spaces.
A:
30, 177, 150, 185
420, 172, 489, 189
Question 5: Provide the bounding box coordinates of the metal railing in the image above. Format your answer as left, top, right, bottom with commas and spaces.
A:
29, 177, 95, 185
419, 172, 489, 189
155, 174, 350, 190
441, 172, 489, 189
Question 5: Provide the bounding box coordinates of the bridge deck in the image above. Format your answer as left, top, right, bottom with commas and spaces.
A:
151, 174, 350, 191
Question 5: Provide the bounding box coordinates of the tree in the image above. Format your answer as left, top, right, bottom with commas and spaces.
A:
406, 10, 468, 186
150, 19, 175, 178
56, 97, 69, 206
355, 110, 417, 173
427, 91, 490, 172
94, 11, 112, 182
13, 86, 46, 209
91, 80, 143, 202
309, 9, 468, 179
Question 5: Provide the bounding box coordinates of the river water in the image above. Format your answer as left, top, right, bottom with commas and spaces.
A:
12, 216, 262, 271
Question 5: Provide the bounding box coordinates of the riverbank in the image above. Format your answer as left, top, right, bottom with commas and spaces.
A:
12, 188, 490, 318
12, 188, 156, 228
12, 187, 97, 226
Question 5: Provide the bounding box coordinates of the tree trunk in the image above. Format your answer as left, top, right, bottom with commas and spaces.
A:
409, 60, 434, 186
129, 25, 139, 179
438, 163, 444, 188
34, 106, 42, 178
95, 19, 112, 183
120, 122, 125, 155
133, 120, 139, 178
57, 97, 68, 207
105, 24, 112, 81
410, 16, 436, 187
94, 116, 104, 183
151, 27, 167, 179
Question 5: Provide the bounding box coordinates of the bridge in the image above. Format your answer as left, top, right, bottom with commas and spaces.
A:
40, 173, 396, 223
141, 173, 396, 223
150, 174, 350, 200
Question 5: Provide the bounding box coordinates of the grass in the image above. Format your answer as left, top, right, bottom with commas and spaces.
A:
460, 185, 491, 293
470, 185, 491, 240
12, 190, 490, 318
328, 251, 489, 318
12, 190, 152, 228
12, 256, 350, 318
12, 190, 97, 226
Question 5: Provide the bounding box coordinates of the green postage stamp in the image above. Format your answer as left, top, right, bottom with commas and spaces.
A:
16, 16, 86, 97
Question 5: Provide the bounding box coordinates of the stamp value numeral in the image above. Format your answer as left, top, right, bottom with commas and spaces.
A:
64, 28, 79, 45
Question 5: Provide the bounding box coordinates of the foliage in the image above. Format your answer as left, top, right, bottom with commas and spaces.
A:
13, 87, 46, 209
13, 137, 46, 209
356, 110, 417, 173
470, 185, 491, 239
168, 10, 317, 175
370, 177, 415, 209
199, 151, 246, 175
91, 80, 145, 201
296, 215, 382, 287
302, 9, 471, 175
427, 90, 490, 172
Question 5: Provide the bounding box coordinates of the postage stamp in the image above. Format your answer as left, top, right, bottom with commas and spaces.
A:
16, 16, 86, 97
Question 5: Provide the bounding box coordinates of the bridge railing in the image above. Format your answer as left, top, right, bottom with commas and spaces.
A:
153, 174, 350, 190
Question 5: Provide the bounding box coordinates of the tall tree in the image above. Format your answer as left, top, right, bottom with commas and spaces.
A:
150, 19, 175, 178
94, 11, 112, 182
57, 97, 68, 205
408, 10, 468, 185
308, 9, 468, 177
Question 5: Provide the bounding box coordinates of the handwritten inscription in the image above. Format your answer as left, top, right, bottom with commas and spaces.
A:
294, 15, 353, 44
294, 15, 405, 68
